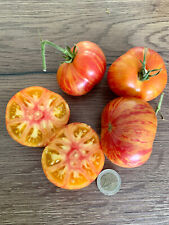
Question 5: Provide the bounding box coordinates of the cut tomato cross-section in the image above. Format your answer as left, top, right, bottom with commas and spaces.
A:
6, 86, 70, 147
41, 123, 105, 189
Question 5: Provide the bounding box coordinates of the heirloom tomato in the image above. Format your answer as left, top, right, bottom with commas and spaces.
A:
6, 86, 70, 147
108, 47, 167, 101
41, 40, 106, 96
101, 97, 157, 168
41, 123, 105, 189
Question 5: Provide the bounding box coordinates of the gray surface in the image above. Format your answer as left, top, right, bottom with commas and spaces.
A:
0, 0, 169, 224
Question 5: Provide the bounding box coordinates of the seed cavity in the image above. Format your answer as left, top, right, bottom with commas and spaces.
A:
84, 136, 96, 144
52, 166, 66, 182
69, 171, 87, 185
27, 89, 42, 100
9, 102, 23, 119
92, 153, 101, 168
46, 149, 62, 166
48, 96, 57, 107
58, 133, 67, 140
74, 127, 89, 139
82, 160, 95, 177
26, 126, 42, 144
54, 103, 66, 118
10, 122, 27, 137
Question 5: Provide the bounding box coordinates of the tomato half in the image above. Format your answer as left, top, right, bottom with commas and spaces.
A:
101, 97, 157, 168
108, 47, 167, 101
6, 86, 70, 147
41, 123, 105, 189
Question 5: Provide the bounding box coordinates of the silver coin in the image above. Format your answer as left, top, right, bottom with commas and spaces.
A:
97, 169, 121, 196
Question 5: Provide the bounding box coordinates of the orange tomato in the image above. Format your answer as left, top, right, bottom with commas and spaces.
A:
6, 86, 70, 147
101, 97, 157, 168
108, 47, 167, 101
41, 123, 105, 189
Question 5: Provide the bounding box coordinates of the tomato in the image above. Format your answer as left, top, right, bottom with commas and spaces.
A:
41, 40, 106, 96
107, 47, 167, 101
41, 123, 105, 189
6, 86, 70, 147
101, 97, 157, 168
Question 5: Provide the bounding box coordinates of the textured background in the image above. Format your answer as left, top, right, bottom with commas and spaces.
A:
0, 0, 169, 224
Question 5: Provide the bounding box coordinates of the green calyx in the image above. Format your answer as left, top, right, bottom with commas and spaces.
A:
138, 48, 162, 81
41, 40, 78, 72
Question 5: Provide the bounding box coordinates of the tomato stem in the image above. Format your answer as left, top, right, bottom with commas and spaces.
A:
41, 40, 78, 72
138, 48, 162, 81
155, 92, 164, 116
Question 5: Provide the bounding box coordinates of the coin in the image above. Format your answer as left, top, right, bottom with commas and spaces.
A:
97, 169, 121, 196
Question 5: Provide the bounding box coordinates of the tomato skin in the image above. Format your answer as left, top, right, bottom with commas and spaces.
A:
6, 86, 70, 147
107, 47, 167, 101
101, 97, 157, 168
57, 41, 106, 96
41, 123, 105, 189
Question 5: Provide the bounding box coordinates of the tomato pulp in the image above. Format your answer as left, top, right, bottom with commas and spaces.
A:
42, 123, 105, 189
108, 47, 167, 101
6, 86, 70, 147
101, 97, 157, 168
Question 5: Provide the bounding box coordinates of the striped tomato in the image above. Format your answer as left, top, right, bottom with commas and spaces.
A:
101, 97, 157, 168
41, 41, 106, 96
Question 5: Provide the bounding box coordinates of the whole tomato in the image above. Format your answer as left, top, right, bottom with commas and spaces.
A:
41, 40, 106, 96
108, 47, 167, 101
41, 123, 105, 189
101, 97, 157, 168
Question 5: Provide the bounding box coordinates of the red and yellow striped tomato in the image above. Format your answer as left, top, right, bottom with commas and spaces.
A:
57, 41, 106, 96
101, 97, 157, 168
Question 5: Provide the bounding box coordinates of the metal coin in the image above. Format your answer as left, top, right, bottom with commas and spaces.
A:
97, 169, 121, 196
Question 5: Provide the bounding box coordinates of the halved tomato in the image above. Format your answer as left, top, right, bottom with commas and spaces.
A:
6, 86, 70, 147
41, 123, 105, 189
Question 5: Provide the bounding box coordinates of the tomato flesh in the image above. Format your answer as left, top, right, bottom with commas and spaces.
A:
41, 123, 105, 189
6, 86, 70, 147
